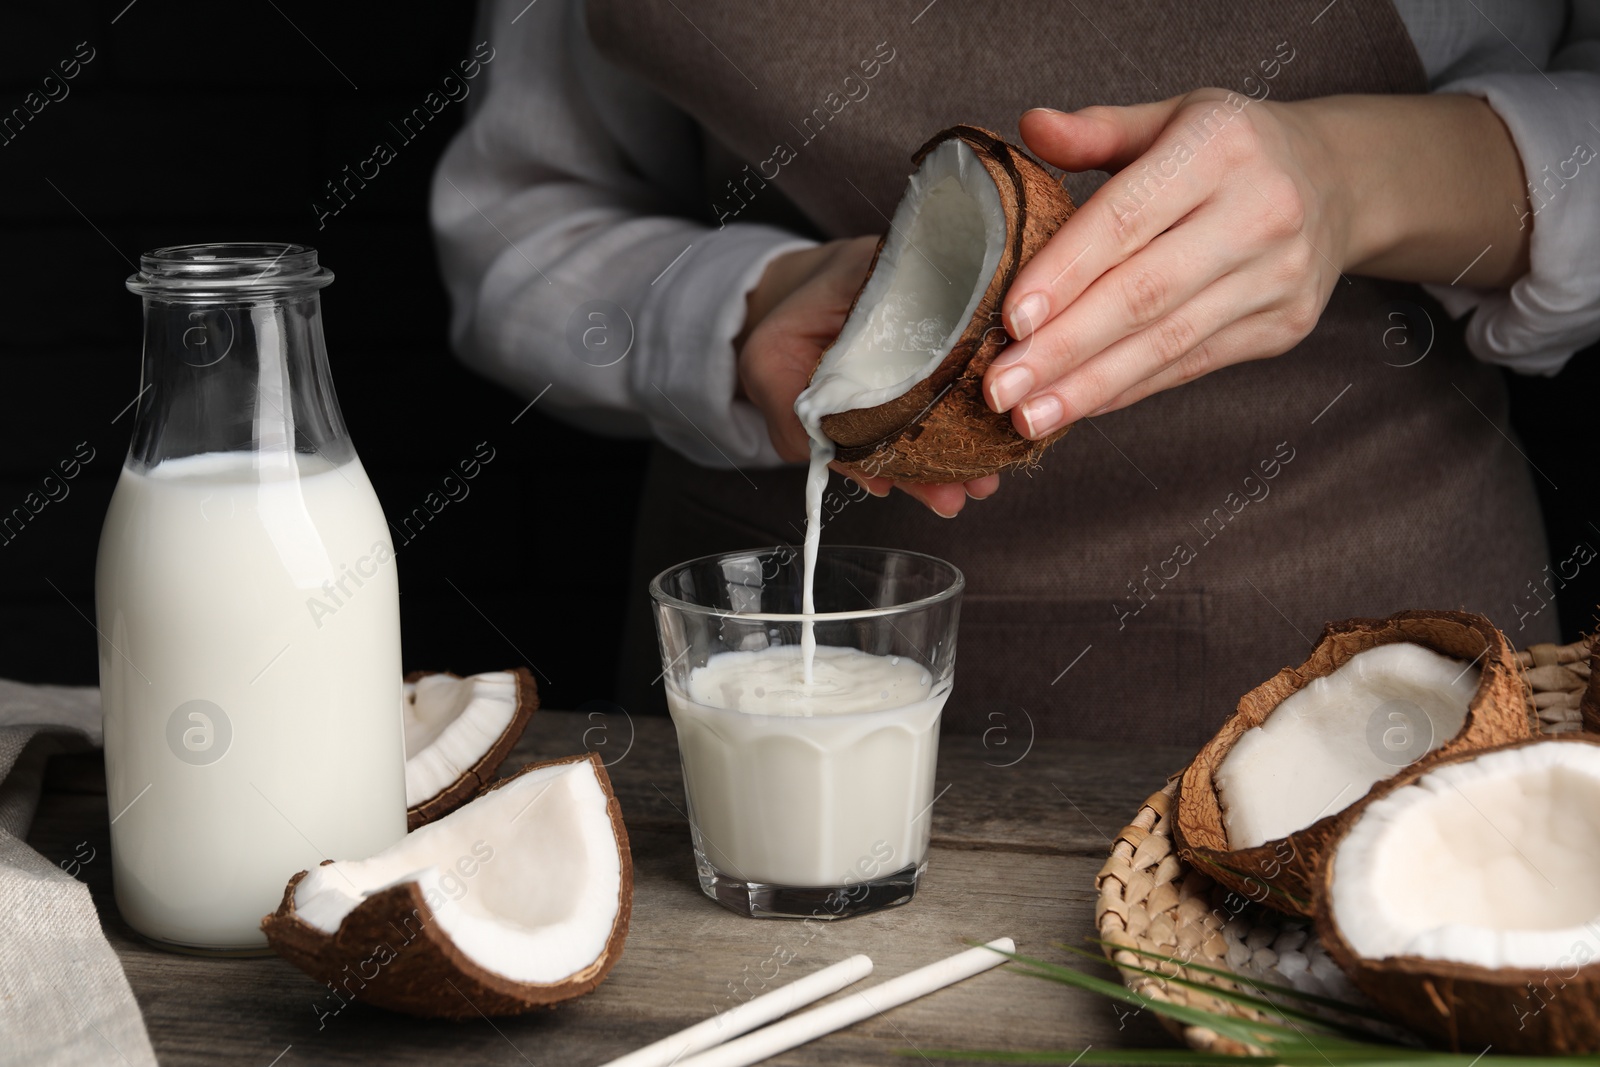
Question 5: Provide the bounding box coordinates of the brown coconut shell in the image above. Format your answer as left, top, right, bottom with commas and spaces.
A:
1582, 636, 1600, 734
1174, 609, 1532, 916
262, 752, 632, 1019
1315, 734, 1600, 1053
405, 667, 539, 830
816, 125, 1077, 483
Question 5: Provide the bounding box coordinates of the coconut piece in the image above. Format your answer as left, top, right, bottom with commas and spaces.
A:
262, 753, 631, 1018
1215, 643, 1479, 850
404, 668, 538, 830
800, 125, 1077, 483
1316, 736, 1600, 1053
1175, 610, 1531, 916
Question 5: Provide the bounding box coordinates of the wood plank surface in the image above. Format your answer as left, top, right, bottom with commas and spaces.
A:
26, 710, 1194, 1066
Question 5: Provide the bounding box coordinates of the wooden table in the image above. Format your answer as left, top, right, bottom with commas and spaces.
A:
27, 711, 1194, 1065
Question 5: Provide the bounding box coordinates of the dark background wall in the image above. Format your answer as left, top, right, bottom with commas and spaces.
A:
0, 3, 648, 710
0, 2, 1593, 708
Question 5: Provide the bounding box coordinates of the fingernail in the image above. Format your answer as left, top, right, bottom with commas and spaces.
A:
1025, 107, 1067, 117
990, 333, 1032, 368
850, 475, 889, 497
933, 504, 959, 519
1008, 292, 1048, 339
1020, 394, 1065, 438
988, 364, 1035, 412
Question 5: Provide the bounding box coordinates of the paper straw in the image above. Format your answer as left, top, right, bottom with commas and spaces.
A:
675, 938, 1015, 1067
598, 953, 874, 1067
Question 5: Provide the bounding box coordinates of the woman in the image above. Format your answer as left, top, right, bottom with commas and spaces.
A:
432, 0, 1597, 743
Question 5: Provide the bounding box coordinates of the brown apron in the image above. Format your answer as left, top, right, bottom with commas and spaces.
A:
584, 0, 1555, 745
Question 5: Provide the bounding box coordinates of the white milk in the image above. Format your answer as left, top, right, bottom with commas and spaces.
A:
95, 451, 406, 949
666, 644, 947, 887
797, 438, 831, 682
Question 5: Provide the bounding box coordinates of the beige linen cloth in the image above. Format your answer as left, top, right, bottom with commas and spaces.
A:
0, 679, 157, 1066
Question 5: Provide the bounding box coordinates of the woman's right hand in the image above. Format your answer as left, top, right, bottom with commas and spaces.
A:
736, 236, 1000, 517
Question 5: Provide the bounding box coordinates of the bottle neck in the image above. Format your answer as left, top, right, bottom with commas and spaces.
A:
127, 291, 355, 474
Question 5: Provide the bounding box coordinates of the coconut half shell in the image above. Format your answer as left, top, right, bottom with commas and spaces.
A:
1174, 610, 1532, 916
404, 667, 538, 830
812, 125, 1077, 483
1315, 735, 1600, 1054
262, 752, 631, 1019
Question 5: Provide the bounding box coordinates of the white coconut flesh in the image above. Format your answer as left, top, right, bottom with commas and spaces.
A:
404, 671, 519, 807
1331, 741, 1600, 969
1215, 644, 1478, 849
796, 138, 1006, 424
294, 758, 622, 985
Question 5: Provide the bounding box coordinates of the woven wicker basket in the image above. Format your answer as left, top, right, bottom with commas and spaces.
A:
1094, 637, 1594, 1053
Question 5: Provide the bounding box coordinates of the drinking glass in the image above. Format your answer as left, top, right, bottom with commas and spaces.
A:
650, 546, 963, 919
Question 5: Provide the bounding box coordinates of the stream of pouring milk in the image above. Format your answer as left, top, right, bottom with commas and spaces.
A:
798, 437, 832, 683
794, 292, 952, 682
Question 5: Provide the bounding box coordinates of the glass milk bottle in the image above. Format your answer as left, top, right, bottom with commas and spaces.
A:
96, 243, 406, 953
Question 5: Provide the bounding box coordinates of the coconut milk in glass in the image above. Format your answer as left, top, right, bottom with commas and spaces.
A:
96, 244, 406, 953
651, 546, 962, 919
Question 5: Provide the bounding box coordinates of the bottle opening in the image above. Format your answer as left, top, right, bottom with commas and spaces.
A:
128, 242, 332, 297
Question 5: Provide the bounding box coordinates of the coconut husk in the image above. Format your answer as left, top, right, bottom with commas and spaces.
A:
819, 125, 1077, 483
262, 752, 632, 1019
1315, 735, 1600, 1054
1174, 609, 1532, 916
405, 667, 539, 831
1582, 636, 1600, 734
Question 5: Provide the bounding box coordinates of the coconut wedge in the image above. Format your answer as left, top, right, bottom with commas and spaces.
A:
1175, 610, 1531, 916
804, 125, 1076, 483
404, 668, 538, 830
262, 753, 631, 1018
1317, 736, 1600, 1053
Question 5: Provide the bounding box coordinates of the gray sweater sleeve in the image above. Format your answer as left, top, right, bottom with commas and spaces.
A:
430, 0, 814, 469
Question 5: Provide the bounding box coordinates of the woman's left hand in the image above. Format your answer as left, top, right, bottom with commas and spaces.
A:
986, 89, 1529, 437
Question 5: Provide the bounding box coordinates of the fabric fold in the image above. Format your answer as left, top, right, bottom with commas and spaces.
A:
0, 681, 157, 1067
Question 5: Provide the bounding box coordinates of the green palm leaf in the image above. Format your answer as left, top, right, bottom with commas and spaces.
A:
908, 946, 1600, 1065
